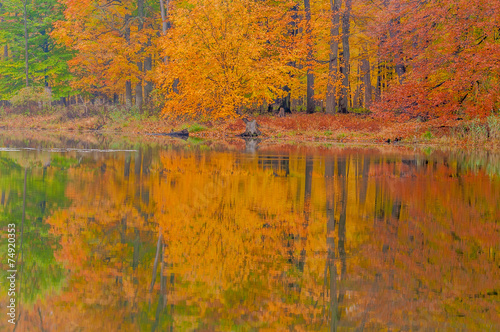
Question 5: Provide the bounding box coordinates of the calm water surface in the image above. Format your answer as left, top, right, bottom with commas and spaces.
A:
0, 136, 499, 331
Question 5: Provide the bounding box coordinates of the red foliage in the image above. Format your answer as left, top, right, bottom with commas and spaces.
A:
371, 0, 500, 119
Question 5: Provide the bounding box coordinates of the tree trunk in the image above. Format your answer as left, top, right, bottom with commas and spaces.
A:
125, 14, 133, 106
375, 60, 382, 101
23, 0, 29, 87
135, 66, 143, 109
160, 0, 170, 64
160, 0, 168, 35
126, 81, 133, 106
135, 0, 145, 109
144, 55, 153, 103
3, 45, 7, 59
361, 54, 372, 107
240, 118, 261, 137
326, 0, 342, 114
304, 0, 315, 114
338, 0, 352, 113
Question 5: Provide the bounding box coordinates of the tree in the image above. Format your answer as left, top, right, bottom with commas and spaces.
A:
325, 0, 342, 114
155, 0, 299, 119
338, 0, 352, 113
0, 0, 75, 99
371, 0, 500, 118
52, 0, 159, 104
304, 0, 315, 114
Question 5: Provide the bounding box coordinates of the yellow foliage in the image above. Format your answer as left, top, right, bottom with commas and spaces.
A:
156, 0, 300, 118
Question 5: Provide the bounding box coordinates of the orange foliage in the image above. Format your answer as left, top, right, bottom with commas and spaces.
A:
52, 0, 158, 96
155, 0, 299, 119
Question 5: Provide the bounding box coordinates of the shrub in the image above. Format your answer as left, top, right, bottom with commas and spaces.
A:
487, 115, 500, 140
9, 87, 52, 112
422, 130, 434, 140
467, 119, 488, 141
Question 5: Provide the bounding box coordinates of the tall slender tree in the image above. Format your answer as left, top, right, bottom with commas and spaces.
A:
325, 0, 342, 114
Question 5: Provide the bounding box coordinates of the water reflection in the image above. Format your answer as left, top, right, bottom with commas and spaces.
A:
0, 143, 499, 331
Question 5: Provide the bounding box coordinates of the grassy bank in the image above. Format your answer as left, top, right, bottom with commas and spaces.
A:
0, 108, 499, 151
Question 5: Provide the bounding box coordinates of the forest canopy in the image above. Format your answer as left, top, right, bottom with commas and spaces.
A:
0, 0, 499, 119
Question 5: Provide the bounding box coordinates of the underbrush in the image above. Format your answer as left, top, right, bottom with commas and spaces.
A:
450, 115, 500, 142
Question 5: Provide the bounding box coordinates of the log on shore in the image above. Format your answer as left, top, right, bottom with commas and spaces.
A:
147, 129, 189, 137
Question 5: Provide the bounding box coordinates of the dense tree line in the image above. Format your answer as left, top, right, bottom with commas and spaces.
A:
0, 0, 499, 119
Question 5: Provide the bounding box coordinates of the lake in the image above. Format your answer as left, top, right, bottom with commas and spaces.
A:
0, 134, 499, 331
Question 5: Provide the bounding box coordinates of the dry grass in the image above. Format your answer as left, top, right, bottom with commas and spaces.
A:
0, 111, 498, 151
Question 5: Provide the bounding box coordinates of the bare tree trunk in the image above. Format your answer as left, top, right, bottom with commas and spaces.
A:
375, 60, 382, 101
135, 0, 145, 109
326, 0, 342, 114
150, 232, 163, 292
160, 0, 168, 35
23, 0, 29, 87
144, 55, 153, 103
125, 14, 133, 106
135, 67, 143, 109
3, 45, 7, 59
160, 0, 170, 64
361, 53, 372, 107
338, 0, 352, 113
304, 0, 315, 114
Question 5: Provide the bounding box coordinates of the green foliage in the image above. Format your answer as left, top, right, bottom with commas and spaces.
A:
422, 130, 434, 140
0, 157, 70, 306
188, 123, 207, 133
349, 107, 371, 114
0, 0, 75, 99
336, 132, 347, 140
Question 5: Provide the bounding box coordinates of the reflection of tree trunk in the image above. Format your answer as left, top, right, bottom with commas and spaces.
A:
132, 229, 140, 271
124, 153, 131, 179
337, 157, 348, 303
150, 232, 163, 292
282, 155, 290, 177
325, 157, 338, 331
160, 249, 168, 306
298, 156, 313, 273
329, 249, 338, 332
14, 168, 27, 332
325, 157, 335, 236
169, 272, 175, 331
358, 157, 370, 206
387, 199, 401, 289
152, 262, 164, 332
38, 306, 46, 332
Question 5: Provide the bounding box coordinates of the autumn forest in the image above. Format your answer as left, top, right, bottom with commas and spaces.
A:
0, 0, 499, 330
1, 0, 499, 121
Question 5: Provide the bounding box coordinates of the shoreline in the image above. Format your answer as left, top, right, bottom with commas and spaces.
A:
0, 112, 499, 152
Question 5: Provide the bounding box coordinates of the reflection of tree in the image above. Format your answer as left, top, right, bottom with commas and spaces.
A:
0, 156, 69, 307
2, 148, 498, 331
324, 156, 349, 331
357, 157, 500, 329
